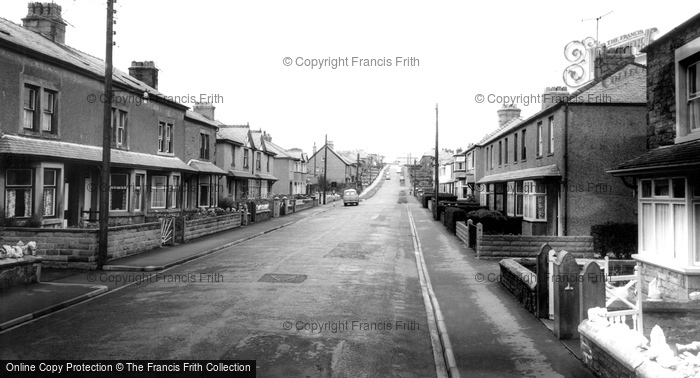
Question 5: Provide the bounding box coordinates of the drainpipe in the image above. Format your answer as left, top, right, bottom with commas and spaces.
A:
562, 103, 569, 236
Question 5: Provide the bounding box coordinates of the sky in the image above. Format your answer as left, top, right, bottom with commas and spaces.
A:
3, 0, 699, 162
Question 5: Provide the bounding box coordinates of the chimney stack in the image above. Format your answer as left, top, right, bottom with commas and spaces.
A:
313, 143, 317, 156
262, 131, 272, 142
193, 102, 215, 120
496, 104, 521, 127
542, 86, 570, 110
595, 46, 636, 78
22, 2, 67, 44
128, 61, 159, 89
327, 141, 334, 150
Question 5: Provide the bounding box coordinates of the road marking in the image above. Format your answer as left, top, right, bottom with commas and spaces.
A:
406, 205, 460, 378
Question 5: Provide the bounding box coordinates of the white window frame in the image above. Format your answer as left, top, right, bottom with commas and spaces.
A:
5, 168, 33, 218
170, 173, 181, 209
151, 176, 167, 209
537, 122, 543, 157
523, 180, 546, 222
675, 35, 700, 143
133, 170, 146, 212
639, 177, 696, 266
548, 116, 554, 155
42, 169, 57, 217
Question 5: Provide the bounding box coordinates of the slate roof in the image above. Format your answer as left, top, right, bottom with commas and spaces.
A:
217, 126, 249, 145
608, 139, 700, 175
187, 159, 227, 174
285, 148, 307, 161
265, 140, 293, 159
228, 169, 257, 179
0, 134, 195, 171
185, 111, 218, 128
256, 173, 279, 181
477, 164, 561, 183
0, 17, 184, 108
478, 117, 524, 145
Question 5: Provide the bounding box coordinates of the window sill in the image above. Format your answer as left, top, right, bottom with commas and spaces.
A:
675, 132, 700, 144
547, 153, 554, 157
157, 152, 175, 157
634, 254, 700, 274
536, 156, 543, 160
523, 218, 547, 223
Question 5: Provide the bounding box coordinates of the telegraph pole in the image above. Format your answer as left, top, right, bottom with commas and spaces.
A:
98, 0, 115, 269
434, 104, 439, 220
323, 134, 328, 205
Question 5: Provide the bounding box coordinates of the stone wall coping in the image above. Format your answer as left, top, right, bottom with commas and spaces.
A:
634, 254, 700, 275
481, 235, 594, 241
578, 320, 669, 378
499, 258, 537, 290
0, 255, 42, 269
642, 300, 700, 313
108, 222, 160, 232
1, 222, 160, 233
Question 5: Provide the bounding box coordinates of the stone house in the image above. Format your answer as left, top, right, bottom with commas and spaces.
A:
0, 4, 200, 227
474, 60, 648, 236
608, 13, 700, 300
215, 125, 277, 201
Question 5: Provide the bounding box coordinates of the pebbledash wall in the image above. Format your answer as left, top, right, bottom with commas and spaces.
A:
184, 213, 242, 241
0, 223, 160, 269
456, 222, 594, 259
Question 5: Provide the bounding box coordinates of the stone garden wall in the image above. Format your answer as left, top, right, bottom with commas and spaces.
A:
184, 212, 242, 241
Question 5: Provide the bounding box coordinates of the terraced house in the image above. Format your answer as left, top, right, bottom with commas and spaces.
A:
474, 57, 648, 236
0, 4, 203, 227
609, 12, 700, 300
215, 125, 277, 201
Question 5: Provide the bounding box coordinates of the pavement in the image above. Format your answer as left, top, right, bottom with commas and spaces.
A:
0, 202, 335, 332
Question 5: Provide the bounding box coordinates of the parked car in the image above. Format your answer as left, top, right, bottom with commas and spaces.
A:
342, 189, 359, 206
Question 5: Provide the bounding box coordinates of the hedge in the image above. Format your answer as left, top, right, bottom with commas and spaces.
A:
444, 207, 467, 234
590, 222, 638, 259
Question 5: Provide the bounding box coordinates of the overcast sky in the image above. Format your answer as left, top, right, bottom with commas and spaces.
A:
3, 1, 699, 162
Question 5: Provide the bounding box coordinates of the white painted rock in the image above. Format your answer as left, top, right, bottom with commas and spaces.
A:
648, 278, 662, 301
27, 241, 37, 256
690, 292, 700, 301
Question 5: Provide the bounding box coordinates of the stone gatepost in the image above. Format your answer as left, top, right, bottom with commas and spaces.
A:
272, 198, 280, 218
466, 219, 474, 247
536, 243, 553, 319
553, 250, 580, 340
579, 261, 605, 322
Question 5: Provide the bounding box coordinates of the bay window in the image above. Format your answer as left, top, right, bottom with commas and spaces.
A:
640, 177, 694, 264
171, 174, 181, 209
110, 173, 129, 211
151, 176, 167, 208
134, 173, 145, 212
523, 180, 546, 221
43, 169, 57, 217
5, 169, 33, 218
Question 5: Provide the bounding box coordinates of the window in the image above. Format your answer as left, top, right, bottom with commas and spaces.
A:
256, 152, 262, 170
507, 181, 515, 217
523, 180, 546, 221
675, 37, 700, 143
484, 147, 489, 170
514, 133, 518, 163
5, 169, 33, 218
43, 169, 57, 217
198, 176, 210, 207
231, 146, 236, 167
494, 183, 504, 212
171, 175, 180, 209
490, 145, 494, 169
504, 138, 509, 164
158, 122, 173, 153
521, 130, 527, 160
498, 141, 502, 166
23, 85, 38, 130
640, 178, 689, 263
112, 109, 127, 147
110, 174, 128, 211
248, 179, 260, 198
267, 155, 270, 172
200, 133, 210, 159
516, 181, 524, 216
243, 149, 249, 168
537, 122, 543, 157
42, 90, 57, 132
548, 116, 554, 154
134, 173, 145, 211
151, 176, 167, 208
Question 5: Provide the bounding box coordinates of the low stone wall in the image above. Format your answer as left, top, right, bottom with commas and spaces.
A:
0, 256, 42, 291
254, 210, 271, 223
1, 223, 160, 269
499, 258, 537, 314
184, 212, 242, 241
295, 200, 314, 212
477, 234, 594, 259
638, 261, 700, 301
107, 223, 161, 261
579, 320, 669, 378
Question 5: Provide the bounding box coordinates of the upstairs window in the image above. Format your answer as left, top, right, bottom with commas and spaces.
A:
537, 122, 543, 157
42, 90, 57, 132
243, 149, 249, 168
112, 109, 128, 148
548, 116, 554, 155
200, 133, 210, 159
23, 85, 38, 130
521, 130, 527, 160
514, 133, 518, 163
675, 37, 700, 143
687, 61, 700, 133
256, 152, 262, 170
158, 122, 173, 153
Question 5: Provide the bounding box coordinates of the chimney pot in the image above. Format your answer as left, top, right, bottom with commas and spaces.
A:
193, 102, 215, 120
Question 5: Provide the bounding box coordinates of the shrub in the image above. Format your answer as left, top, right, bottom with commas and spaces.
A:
466, 209, 509, 234
590, 222, 638, 259
218, 196, 236, 210
444, 207, 467, 234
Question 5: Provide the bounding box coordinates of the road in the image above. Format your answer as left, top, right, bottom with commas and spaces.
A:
0, 167, 594, 377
